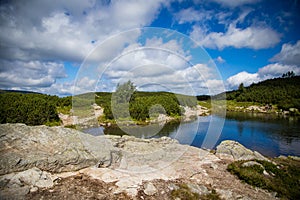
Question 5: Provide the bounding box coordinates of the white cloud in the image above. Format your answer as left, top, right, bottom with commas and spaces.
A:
0, 60, 66, 88
0, 0, 169, 92
226, 71, 260, 89
270, 40, 300, 66
191, 23, 280, 50
216, 56, 225, 63
226, 63, 300, 89
258, 63, 300, 79
211, 0, 261, 8
175, 8, 212, 24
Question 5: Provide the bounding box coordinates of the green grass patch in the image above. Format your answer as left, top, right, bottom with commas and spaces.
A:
44, 121, 61, 127
171, 183, 200, 200
227, 159, 300, 199
57, 106, 71, 114
64, 124, 77, 129
198, 100, 212, 109
201, 189, 221, 200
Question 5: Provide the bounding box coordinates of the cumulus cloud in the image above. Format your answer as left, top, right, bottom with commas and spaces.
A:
258, 63, 300, 79
174, 8, 212, 24
270, 40, 300, 66
211, 0, 261, 7
0, 0, 168, 93
0, 60, 66, 88
191, 23, 280, 50
216, 56, 225, 63
0, 0, 167, 62
226, 71, 260, 89
226, 63, 300, 89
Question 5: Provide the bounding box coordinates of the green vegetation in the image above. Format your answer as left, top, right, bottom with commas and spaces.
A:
225, 76, 300, 111
171, 183, 221, 200
0, 92, 61, 125
96, 81, 197, 122
171, 183, 200, 200
227, 158, 300, 199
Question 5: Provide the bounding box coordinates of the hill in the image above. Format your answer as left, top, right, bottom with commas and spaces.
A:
225, 76, 300, 110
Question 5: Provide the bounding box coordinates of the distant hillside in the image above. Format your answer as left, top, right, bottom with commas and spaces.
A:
226, 76, 300, 110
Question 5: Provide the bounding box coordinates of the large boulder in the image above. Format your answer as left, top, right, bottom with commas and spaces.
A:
0, 123, 115, 175
0, 167, 53, 199
215, 140, 269, 161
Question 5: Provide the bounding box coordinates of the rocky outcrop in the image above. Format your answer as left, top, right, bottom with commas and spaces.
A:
216, 140, 270, 161
0, 124, 276, 200
0, 167, 53, 199
0, 123, 114, 175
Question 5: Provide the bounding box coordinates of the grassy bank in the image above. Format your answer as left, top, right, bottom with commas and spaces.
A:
227, 157, 300, 199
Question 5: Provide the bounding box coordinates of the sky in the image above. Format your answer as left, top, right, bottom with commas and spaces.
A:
0, 0, 299, 96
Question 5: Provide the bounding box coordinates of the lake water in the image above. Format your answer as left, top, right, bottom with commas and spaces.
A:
83, 112, 300, 157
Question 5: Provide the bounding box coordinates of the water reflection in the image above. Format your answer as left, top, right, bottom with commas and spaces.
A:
83, 112, 300, 157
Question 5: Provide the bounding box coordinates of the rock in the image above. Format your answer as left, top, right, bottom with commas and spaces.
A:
186, 183, 209, 195
278, 155, 287, 159
30, 186, 38, 193
216, 140, 269, 161
288, 156, 300, 161
216, 189, 233, 200
0, 124, 277, 199
241, 161, 264, 169
0, 123, 115, 175
143, 182, 157, 196
0, 185, 30, 200
0, 167, 53, 199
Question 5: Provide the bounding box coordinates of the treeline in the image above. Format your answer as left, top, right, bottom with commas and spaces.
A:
0, 92, 71, 125
226, 76, 300, 110
96, 91, 197, 121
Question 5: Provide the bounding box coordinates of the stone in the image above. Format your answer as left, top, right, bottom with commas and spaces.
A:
30, 186, 38, 193
288, 156, 300, 161
216, 189, 233, 200
216, 140, 269, 161
0, 167, 54, 199
0, 124, 278, 200
143, 182, 157, 196
241, 161, 264, 169
0, 123, 115, 175
187, 183, 209, 195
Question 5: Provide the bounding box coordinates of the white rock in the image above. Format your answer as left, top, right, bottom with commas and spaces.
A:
144, 182, 157, 196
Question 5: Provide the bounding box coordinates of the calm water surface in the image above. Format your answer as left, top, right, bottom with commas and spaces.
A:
84, 112, 300, 157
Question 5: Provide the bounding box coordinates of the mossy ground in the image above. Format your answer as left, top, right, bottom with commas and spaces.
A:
227, 158, 300, 199
171, 183, 221, 200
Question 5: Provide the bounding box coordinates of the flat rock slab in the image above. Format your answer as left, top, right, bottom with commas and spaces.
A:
0, 124, 275, 200
0, 123, 114, 175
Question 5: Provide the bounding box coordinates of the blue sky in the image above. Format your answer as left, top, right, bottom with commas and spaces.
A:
0, 0, 299, 96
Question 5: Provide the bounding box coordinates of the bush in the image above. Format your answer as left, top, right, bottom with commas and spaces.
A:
227, 159, 300, 199
0, 93, 60, 125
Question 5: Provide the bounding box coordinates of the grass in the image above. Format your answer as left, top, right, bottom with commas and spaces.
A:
227, 158, 300, 199
57, 105, 72, 114
171, 183, 221, 200
44, 121, 61, 127
171, 183, 199, 200
198, 100, 212, 109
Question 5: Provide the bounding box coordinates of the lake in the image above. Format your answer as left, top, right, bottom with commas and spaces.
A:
83, 112, 300, 157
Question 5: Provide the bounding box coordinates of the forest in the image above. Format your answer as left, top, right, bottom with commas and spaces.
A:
0, 92, 71, 125
225, 76, 300, 110
95, 81, 197, 121
1, 76, 299, 126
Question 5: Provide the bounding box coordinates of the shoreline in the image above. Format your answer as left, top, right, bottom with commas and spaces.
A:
0, 123, 299, 199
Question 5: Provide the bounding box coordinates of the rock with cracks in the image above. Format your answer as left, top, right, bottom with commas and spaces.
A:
215, 140, 270, 161
0, 124, 277, 200
0, 123, 115, 175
